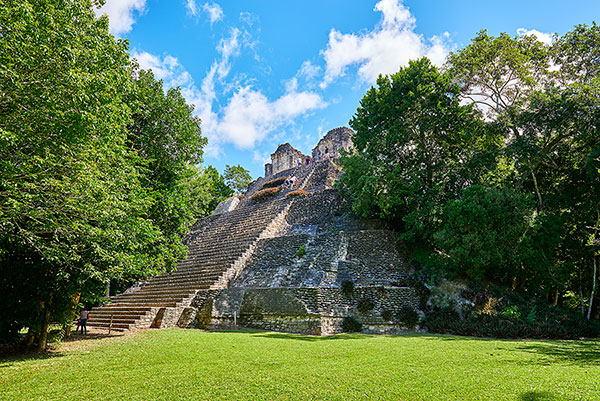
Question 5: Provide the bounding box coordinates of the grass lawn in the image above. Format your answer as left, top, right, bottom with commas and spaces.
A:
1, 329, 599, 401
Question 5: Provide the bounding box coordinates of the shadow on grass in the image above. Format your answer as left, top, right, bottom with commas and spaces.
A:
519, 390, 557, 400
516, 340, 600, 366
62, 332, 123, 343
0, 349, 65, 368
0, 332, 123, 368
252, 332, 373, 341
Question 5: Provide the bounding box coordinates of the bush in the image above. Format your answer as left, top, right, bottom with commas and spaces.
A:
341, 280, 354, 297
296, 245, 306, 258
397, 306, 420, 328
250, 187, 281, 202
263, 176, 287, 188
356, 298, 375, 314
501, 305, 521, 319
423, 294, 600, 340
342, 316, 362, 332
286, 189, 308, 198
381, 310, 394, 321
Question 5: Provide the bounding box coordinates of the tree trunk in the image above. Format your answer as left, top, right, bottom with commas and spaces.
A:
63, 292, 81, 338
553, 289, 559, 306
531, 169, 543, 211
36, 294, 52, 352
23, 327, 35, 350
36, 306, 51, 352
588, 257, 597, 320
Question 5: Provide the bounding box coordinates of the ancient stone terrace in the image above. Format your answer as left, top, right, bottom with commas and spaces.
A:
88, 127, 419, 335
200, 187, 418, 335
87, 197, 291, 331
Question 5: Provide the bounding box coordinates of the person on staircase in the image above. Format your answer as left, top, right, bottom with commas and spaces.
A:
79, 308, 89, 335
285, 176, 297, 189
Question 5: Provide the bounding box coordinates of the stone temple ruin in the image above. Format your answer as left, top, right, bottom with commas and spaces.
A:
88, 127, 420, 335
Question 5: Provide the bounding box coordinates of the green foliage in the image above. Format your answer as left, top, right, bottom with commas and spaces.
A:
526, 306, 537, 323
250, 187, 281, 203
341, 25, 600, 319
424, 283, 600, 339
0, 0, 207, 349
356, 298, 375, 314
424, 309, 600, 339
446, 30, 550, 119
501, 305, 521, 319
397, 307, 420, 329
339, 58, 490, 239
433, 185, 536, 283
381, 310, 394, 321
185, 166, 234, 219
341, 280, 354, 297
125, 66, 207, 274
263, 176, 287, 188
223, 164, 252, 194
296, 246, 306, 258
341, 316, 362, 332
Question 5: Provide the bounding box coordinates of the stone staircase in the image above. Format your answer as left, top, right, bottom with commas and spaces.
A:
242, 159, 335, 206
87, 198, 291, 331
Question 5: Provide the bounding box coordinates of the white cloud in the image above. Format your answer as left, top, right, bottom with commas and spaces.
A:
219, 86, 325, 149
239, 12, 258, 27
298, 61, 321, 81
216, 28, 241, 78
96, 0, 146, 36
132, 26, 325, 155
285, 77, 298, 93
186, 1, 223, 24
320, 0, 451, 87
203, 2, 224, 24
185, 0, 199, 17
253, 150, 271, 164
517, 28, 553, 45
133, 52, 189, 83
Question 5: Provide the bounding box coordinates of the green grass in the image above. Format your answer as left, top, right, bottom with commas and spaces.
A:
1, 329, 599, 400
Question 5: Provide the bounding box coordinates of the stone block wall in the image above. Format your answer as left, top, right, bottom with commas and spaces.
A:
311, 127, 354, 161
203, 287, 420, 335
231, 229, 410, 289
270, 143, 306, 176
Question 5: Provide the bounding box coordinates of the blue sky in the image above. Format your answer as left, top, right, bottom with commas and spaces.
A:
97, 0, 600, 179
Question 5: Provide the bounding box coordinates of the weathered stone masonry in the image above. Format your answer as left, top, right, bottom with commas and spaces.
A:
88, 126, 421, 335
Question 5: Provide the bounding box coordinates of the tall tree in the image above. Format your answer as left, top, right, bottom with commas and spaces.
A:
0, 0, 206, 349
185, 165, 235, 219
340, 58, 490, 243
223, 164, 252, 194
125, 66, 207, 271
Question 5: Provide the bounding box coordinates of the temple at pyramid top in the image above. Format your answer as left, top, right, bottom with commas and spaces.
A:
264, 127, 354, 177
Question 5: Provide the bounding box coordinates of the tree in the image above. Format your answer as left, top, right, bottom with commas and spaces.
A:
445, 26, 600, 305
0, 0, 206, 350
185, 165, 234, 219
339, 58, 490, 243
223, 164, 252, 194
552, 22, 600, 85
446, 30, 550, 121
125, 66, 207, 272
433, 185, 536, 284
